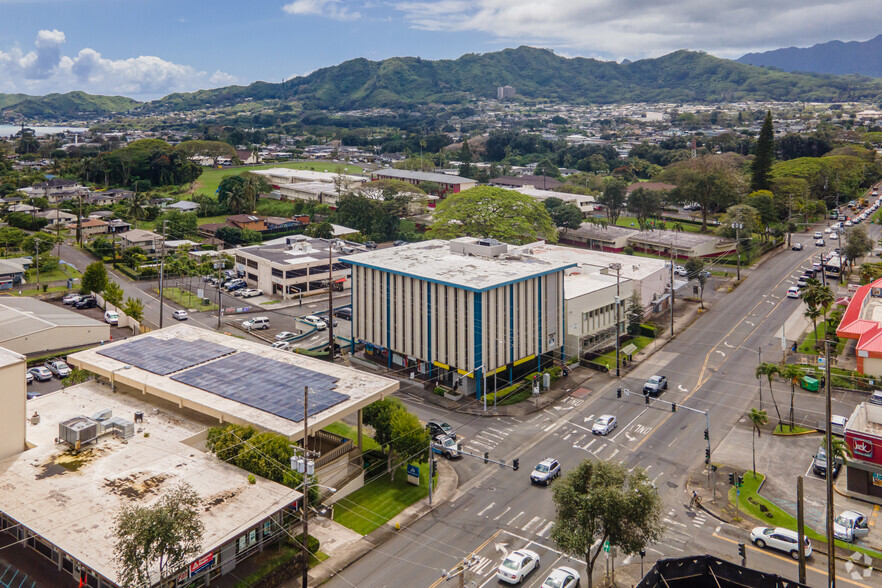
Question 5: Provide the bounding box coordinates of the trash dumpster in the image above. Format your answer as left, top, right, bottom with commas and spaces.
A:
800, 376, 819, 392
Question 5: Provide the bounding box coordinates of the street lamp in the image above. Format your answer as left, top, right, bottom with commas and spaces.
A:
609, 263, 622, 377
158, 220, 168, 329
110, 364, 131, 392
731, 222, 744, 281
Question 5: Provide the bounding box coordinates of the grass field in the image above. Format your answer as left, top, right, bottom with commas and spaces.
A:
192, 161, 364, 198
609, 216, 704, 233
155, 287, 218, 311
798, 321, 846, 356
333, 464, 433, 535
25, 264, 81, 284
322, 421, 381, 452
593, 335, 654, 366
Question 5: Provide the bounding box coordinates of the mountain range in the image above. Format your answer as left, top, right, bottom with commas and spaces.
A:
3, 46, 882, 121
739, 35, 882, 78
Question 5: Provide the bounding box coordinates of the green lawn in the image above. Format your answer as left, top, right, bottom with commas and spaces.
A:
25, 264, 81, 284
196, 215, 231, 226
731, 471, 882, 560
593, 335, 654, 366
155, 287, 218, 311
798, 321, 846, 356
333, 464, 434, 535
13, 285, 68, 296
611, 216, 704, 233
192, 162, 364, 198
773, 424, 815, 435
322, 421, 381, 452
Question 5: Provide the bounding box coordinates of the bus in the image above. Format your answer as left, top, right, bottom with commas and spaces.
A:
823, 252, 842, 280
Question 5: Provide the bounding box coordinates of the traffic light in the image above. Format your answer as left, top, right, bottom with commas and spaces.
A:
513, 458, 520, 471
671, 403, 677, 412
483, 452, 489, 464
705, 448, 710, 464
737, 543, 746, 558
704, 429, 709, 440
728, 472, 735, 486
617, 387, 622, 398
737, 475, 743, 487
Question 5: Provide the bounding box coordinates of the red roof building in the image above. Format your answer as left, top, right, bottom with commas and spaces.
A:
837, 278, 882, 375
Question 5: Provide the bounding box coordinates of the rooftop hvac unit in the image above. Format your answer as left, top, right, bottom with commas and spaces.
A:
59, 416, 99, 446
91, 409, 112, 422
104, 417, 135, 439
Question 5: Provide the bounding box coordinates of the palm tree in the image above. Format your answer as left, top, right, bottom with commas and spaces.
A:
830, 437, 853, 468
816, 284, 835, 330
748, 408, 768, 479
225, 182, 248, 214
755, 363, 784, 428
125, 191, 149, 221
804, 306, 823, 349
778, 364, 802, 431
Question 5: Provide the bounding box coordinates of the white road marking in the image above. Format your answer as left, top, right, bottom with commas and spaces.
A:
477, 503, 495, 517
508, 511, 524, 526
581, 439, 597, 451
715, 350, 726, 357
651, 472, 664, 486
563, 434, 571, 441
472, 556, 493, 575
678, 384, 689, 392
537, 521, 554, 537
522, 516, 542, 533
544, 422, 556, 432
608, 448, 620, 461
494, 506, 511, 521
480, 431, 505, 440
611, 408, 647, 441
486, 428, 507, 436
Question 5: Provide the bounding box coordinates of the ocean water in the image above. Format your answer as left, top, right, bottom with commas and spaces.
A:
0, 125, 88, 138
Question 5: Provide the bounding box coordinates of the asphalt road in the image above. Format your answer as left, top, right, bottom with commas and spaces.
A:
323, 226, 882, 587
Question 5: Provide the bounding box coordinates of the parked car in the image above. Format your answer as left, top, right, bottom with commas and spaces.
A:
223, 278, 244, 289
791, 242, 803, 251
592, 415, 617, 436
239, 289, 263, 298
431, 435, 460, 459
750, 527, 811, 560
870, 390, 882, 405
787, 286, 801, 299
27, 366, 53, 382
834, 510, 870, 543
26, 371, 33, 385
540, 566, 581, 588
674, 265, 687, 277
497, 549, 540, 584
242, 316, 270, 330
643, 375, 668, 396
172, 310, 188, 321
333, 307, 353, 321
301, 315, 327, 330
796, 277, 808, 289
392, 240, 407, 247
275, 331, 297, 341
62, 293, 82, 305
104, 310, 119, 325
530, 458, 561, 486
812, 445, 841, 478
44, 359, 71, 378
271, 341, 291, 351
226, 282, 247, 292
364, 241, 377, 250
426, 420, 456, 440
75, 296, 97, 309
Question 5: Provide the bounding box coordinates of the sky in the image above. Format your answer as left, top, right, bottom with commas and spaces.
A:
0, 0, 879, 101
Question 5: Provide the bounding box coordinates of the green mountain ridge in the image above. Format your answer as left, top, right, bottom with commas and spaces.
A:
0, 91, 140, 120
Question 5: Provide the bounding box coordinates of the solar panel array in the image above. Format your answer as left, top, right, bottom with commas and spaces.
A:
97, 337, 235, 375
171, 352, 347, 422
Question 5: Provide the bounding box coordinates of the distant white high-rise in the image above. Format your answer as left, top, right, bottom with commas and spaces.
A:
496, 85, 516, 100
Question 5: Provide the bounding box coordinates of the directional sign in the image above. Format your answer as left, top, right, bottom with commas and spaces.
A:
603, 541, 610, 553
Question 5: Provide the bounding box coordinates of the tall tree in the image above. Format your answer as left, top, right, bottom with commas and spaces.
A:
844, 225, 873, 271
778, 364, 803, 432
751, 111, 775, 191
429, 186, 557, 244
458, 141, 473, 179
755, 362, 784, 427
103, 281, 124, 308
661, 154, 746, 230
550, 460, 663, 588
599, 179, 627, 226
626, 187, 663, 230
113, 483, 205, 588
81, 261, 109, 295
747, 408, 768, 479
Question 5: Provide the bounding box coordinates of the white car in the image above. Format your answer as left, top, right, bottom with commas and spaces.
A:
239, 288, 263, 298
271, 341, 291, 351
815, 239, 825, 247
302, 315, 328, 330
496, 549, 540, 584
834, 510, 870, 543
592, 415, 617, 436
830, 232, 839, 240
787, 286, 801, 299
275, 331, 297, 341
750, 527, 811, 559
62, 293, 82, 305
104, 310, 119, 325
172, 310, 188, 320
824, 227, 832, 234
845, 220, 853, 227
813, 231, 823, 239
540, 566, 581, 588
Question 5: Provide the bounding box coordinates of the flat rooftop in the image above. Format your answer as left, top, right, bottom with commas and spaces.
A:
237, 238, 362, 266
563, 272, 622, 299
0, 297, 109, 342
519, 243, 667, 281
371, 168, 475, 185
846, 402, 882, 438
0, 346, 25, 369
570, 223, 636, 241
340, 239, 575, 292
628, 228, 732, 248
2, 381, 301, 585
68, 324, 398, 440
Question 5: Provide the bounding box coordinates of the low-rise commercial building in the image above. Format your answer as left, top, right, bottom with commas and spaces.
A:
512, 186, 596, 215
253, 167, 366, 188
342, 238, 574, 396
845, 402, 882, 502
0, 297, 110, 355
561, 224, 736, 259
369, 168, 478, 196
837, 277, 882, 376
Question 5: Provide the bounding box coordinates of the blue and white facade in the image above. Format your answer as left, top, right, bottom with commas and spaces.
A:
342, 238, 574, 398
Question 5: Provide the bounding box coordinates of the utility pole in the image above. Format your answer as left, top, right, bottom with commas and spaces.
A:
824, 340, 836, 588
158, 220, 168, 329
610, 263, 622, 377
77, 193, 83, 247
758, 347, 764, 411
327, 241, 335, 361
733, 222, 743, 281
797, 475, 807, 585
302, 385, 310, 588
669, 251, 675, 340
217, 262, 223, 330
34, 238, 40, 290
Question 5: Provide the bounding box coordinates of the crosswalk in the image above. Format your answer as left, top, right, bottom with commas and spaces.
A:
468, 504, 556, 538
463, 418, 520, 451
661, 507, 710, 552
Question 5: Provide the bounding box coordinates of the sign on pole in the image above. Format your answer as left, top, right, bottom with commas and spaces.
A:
407, 463, 420, 486
603, 541, 610, 553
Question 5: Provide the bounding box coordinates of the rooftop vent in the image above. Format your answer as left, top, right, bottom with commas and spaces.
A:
450, 238, 508, 259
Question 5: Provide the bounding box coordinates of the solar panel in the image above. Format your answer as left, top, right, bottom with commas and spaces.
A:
97, 337, 235, 375
171, 352, 347, 422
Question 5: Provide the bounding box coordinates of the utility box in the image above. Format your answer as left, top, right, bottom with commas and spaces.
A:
543, 373, 551, 389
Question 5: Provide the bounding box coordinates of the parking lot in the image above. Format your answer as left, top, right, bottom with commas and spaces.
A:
48, 298, 136, 342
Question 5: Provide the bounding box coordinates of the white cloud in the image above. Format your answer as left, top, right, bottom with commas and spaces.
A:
0, 30, 237, 100
391, 0, 882, 59
282, 0, 361, 21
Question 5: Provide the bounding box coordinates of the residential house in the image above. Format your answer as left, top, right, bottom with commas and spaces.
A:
227, 214, 268, 232
166, 200, 200, 213
0, 261, 26, 289
118, 229, 163, 253
236, 149, 261, 165
70, 218, 109, 239
107, 219, 132, 234
36, 209, 77, 226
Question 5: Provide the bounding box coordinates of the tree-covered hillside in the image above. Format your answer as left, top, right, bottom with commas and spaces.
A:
0, 91, 140, 119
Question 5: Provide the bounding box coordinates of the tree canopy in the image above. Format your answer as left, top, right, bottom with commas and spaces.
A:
429, 186, 557, 244
661, 153, 746, 230
751, 111, 775, 191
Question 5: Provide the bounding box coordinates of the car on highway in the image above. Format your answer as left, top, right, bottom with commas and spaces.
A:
791, 242, 803, 251
750, 527, 811, 560
301, 315, 327, 330
643, 375, 668, 396
333, 307, 353, 321
787, 286, 801, 299
813, 231, 823, 239
870, 390, 882, 405
426, 420, 456, 440
75, 295, 97, 309
815, 239, 825, 247
62, 293, 82, 305
834, 510, 869, 543
432, 435, 460, 459
592, 415, 617, 436
830, 232, 839, 240
845, 220, 853, 227
530, 458, 561, 486
275, 331, 298, 341
812, 445, 841, 478
44, 359, 71, 378
496, 549, 540, 584
172, 309, 188, 320
27, 366, 53, 382
540, 566, 581, 588
271, 341, 291, 351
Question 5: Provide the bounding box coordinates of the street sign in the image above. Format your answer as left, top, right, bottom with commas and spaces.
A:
406, 464, 420, 486
603, 541, 610, 553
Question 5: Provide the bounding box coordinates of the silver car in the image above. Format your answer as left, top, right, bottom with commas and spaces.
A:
592, 414, 617, 436
530, 458, 561, 486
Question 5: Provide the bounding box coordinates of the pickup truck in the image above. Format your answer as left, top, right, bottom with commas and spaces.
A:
643, 375, 668, 396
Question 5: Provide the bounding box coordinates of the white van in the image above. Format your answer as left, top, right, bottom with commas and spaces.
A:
243, 316, 270, 330
104, 310, 119, 325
